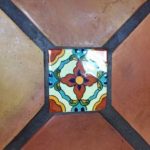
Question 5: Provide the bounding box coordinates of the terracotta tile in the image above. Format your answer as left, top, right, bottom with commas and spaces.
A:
48, 49, 107, 112
112, 15, 150, 144
23, 113, 133, 150
0, 10, 44, 149
12, 0, 146, 47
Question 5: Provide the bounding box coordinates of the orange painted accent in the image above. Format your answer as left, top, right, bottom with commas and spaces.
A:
93, 94, 106, 111
49, 49, 64, 65
49, 95, 66, 112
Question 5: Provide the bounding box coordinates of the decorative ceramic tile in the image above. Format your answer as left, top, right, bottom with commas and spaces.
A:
49, 49, 107, 112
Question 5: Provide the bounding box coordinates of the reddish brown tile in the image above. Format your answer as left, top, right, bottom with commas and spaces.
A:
12, 0, 146, 46
0, 10, 44, 149
112, 15, 150, 144
23, 113, 133, 150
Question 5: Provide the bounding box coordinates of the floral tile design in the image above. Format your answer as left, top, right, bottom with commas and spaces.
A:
49, 49, 107, 112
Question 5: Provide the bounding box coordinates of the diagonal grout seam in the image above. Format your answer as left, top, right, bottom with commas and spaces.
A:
5, 109, 53, 150
0, 0, 55, 51
101, 1, 150, 149
103, 0, 150, 53
101, 107, 150, 150
4, 46, 54, 150
0, 0, 55, 149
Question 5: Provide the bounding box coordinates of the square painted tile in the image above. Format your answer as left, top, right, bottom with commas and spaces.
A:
48, 49, 107, 112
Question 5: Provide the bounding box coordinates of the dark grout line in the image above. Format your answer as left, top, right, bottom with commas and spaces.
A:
103, 0, 150, 52
0, 0, 55, 149
102, 1, 150, 140
101, 107, 150, 150
105, 49, 112, 107
0, 0, 54, 149
43, 50, 50, 108
101, 1, 150, 149
5, 109, 53, 150
0, 0, 55, 51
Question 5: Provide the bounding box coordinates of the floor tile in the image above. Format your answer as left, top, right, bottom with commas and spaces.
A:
0, 10, 44, 149
12, 0, 146, 46
49, 49, 107, 112
22, 113, 133, 150
112, 15, 150, 144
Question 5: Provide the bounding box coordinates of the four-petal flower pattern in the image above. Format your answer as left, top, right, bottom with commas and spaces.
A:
61, 61, 97, 100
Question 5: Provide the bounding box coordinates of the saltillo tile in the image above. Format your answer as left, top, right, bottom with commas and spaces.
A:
23, 113, 133, 150
0, 10, 44, 149
112, 15, 150, 144
12, 0, 146, 47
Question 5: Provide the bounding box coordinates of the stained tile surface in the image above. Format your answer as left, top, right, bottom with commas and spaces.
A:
23, 113, 133, 150
12, 0, 146, 46
112, 15, 150, 144
49, 49, 107, 112
0, 10, 44, 149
